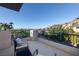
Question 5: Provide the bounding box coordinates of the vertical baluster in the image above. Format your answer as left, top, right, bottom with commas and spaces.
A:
73, 35, 74, 46
68, 34, 69, 42
76, 35, 77, 46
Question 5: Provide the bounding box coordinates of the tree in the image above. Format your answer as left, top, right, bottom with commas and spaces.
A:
9, 22, 14, 29
0, 23, 2, 30
0, 22, 13, 30
11, 29, 30, 39
0, 23, 7, 30
44, 25, 75, 42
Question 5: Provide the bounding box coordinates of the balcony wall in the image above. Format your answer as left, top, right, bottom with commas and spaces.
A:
0, 30, 14, 56
0, 30, 11, 50
38, 38, 79, 56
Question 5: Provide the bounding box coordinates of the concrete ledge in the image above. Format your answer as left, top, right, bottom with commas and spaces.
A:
38, 38, 79, 56
16, 44, 27, 50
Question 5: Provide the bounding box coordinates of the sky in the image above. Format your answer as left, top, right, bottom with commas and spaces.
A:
0, 3, 79, 29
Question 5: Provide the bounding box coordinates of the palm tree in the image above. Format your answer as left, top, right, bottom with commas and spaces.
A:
0, 22, 13, 30
2, 23, 9, 30
0, 23, 2, 30
9, 22, 13, 29
0, 23, 6, 30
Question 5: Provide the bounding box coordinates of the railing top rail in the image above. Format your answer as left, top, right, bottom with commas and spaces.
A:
63, 33, 79, 36
42, 32, 79, 36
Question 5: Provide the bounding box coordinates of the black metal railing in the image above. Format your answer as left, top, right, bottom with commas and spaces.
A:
38, 33, 79, 48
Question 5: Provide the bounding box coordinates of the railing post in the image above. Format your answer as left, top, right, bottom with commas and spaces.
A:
76, 35, 77, 46
68, 34, 70, 42
73, 35, 74, 46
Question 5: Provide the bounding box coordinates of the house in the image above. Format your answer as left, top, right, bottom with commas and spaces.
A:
72, 25, 79, 33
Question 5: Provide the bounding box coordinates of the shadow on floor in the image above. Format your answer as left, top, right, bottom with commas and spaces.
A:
16, 47, 32, 56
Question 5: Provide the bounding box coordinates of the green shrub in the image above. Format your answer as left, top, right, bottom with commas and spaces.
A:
11, 29, 30, 39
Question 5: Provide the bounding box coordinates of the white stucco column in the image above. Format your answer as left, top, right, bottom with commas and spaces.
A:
30, 30, 38, 40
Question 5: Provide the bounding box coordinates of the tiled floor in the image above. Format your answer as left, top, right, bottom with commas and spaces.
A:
0, 38, 73, 56
21, 38, 72, 56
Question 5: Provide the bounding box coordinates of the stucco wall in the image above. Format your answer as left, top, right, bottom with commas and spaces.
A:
0, 45, 14, 56
72, 27, 79, 33
38, 38, 79, 56
0, 30, 11, 50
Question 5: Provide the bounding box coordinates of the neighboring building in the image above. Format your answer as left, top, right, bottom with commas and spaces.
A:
62, 23, 72, 29
72, 26, 79, 33
62, 18, 79, 33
